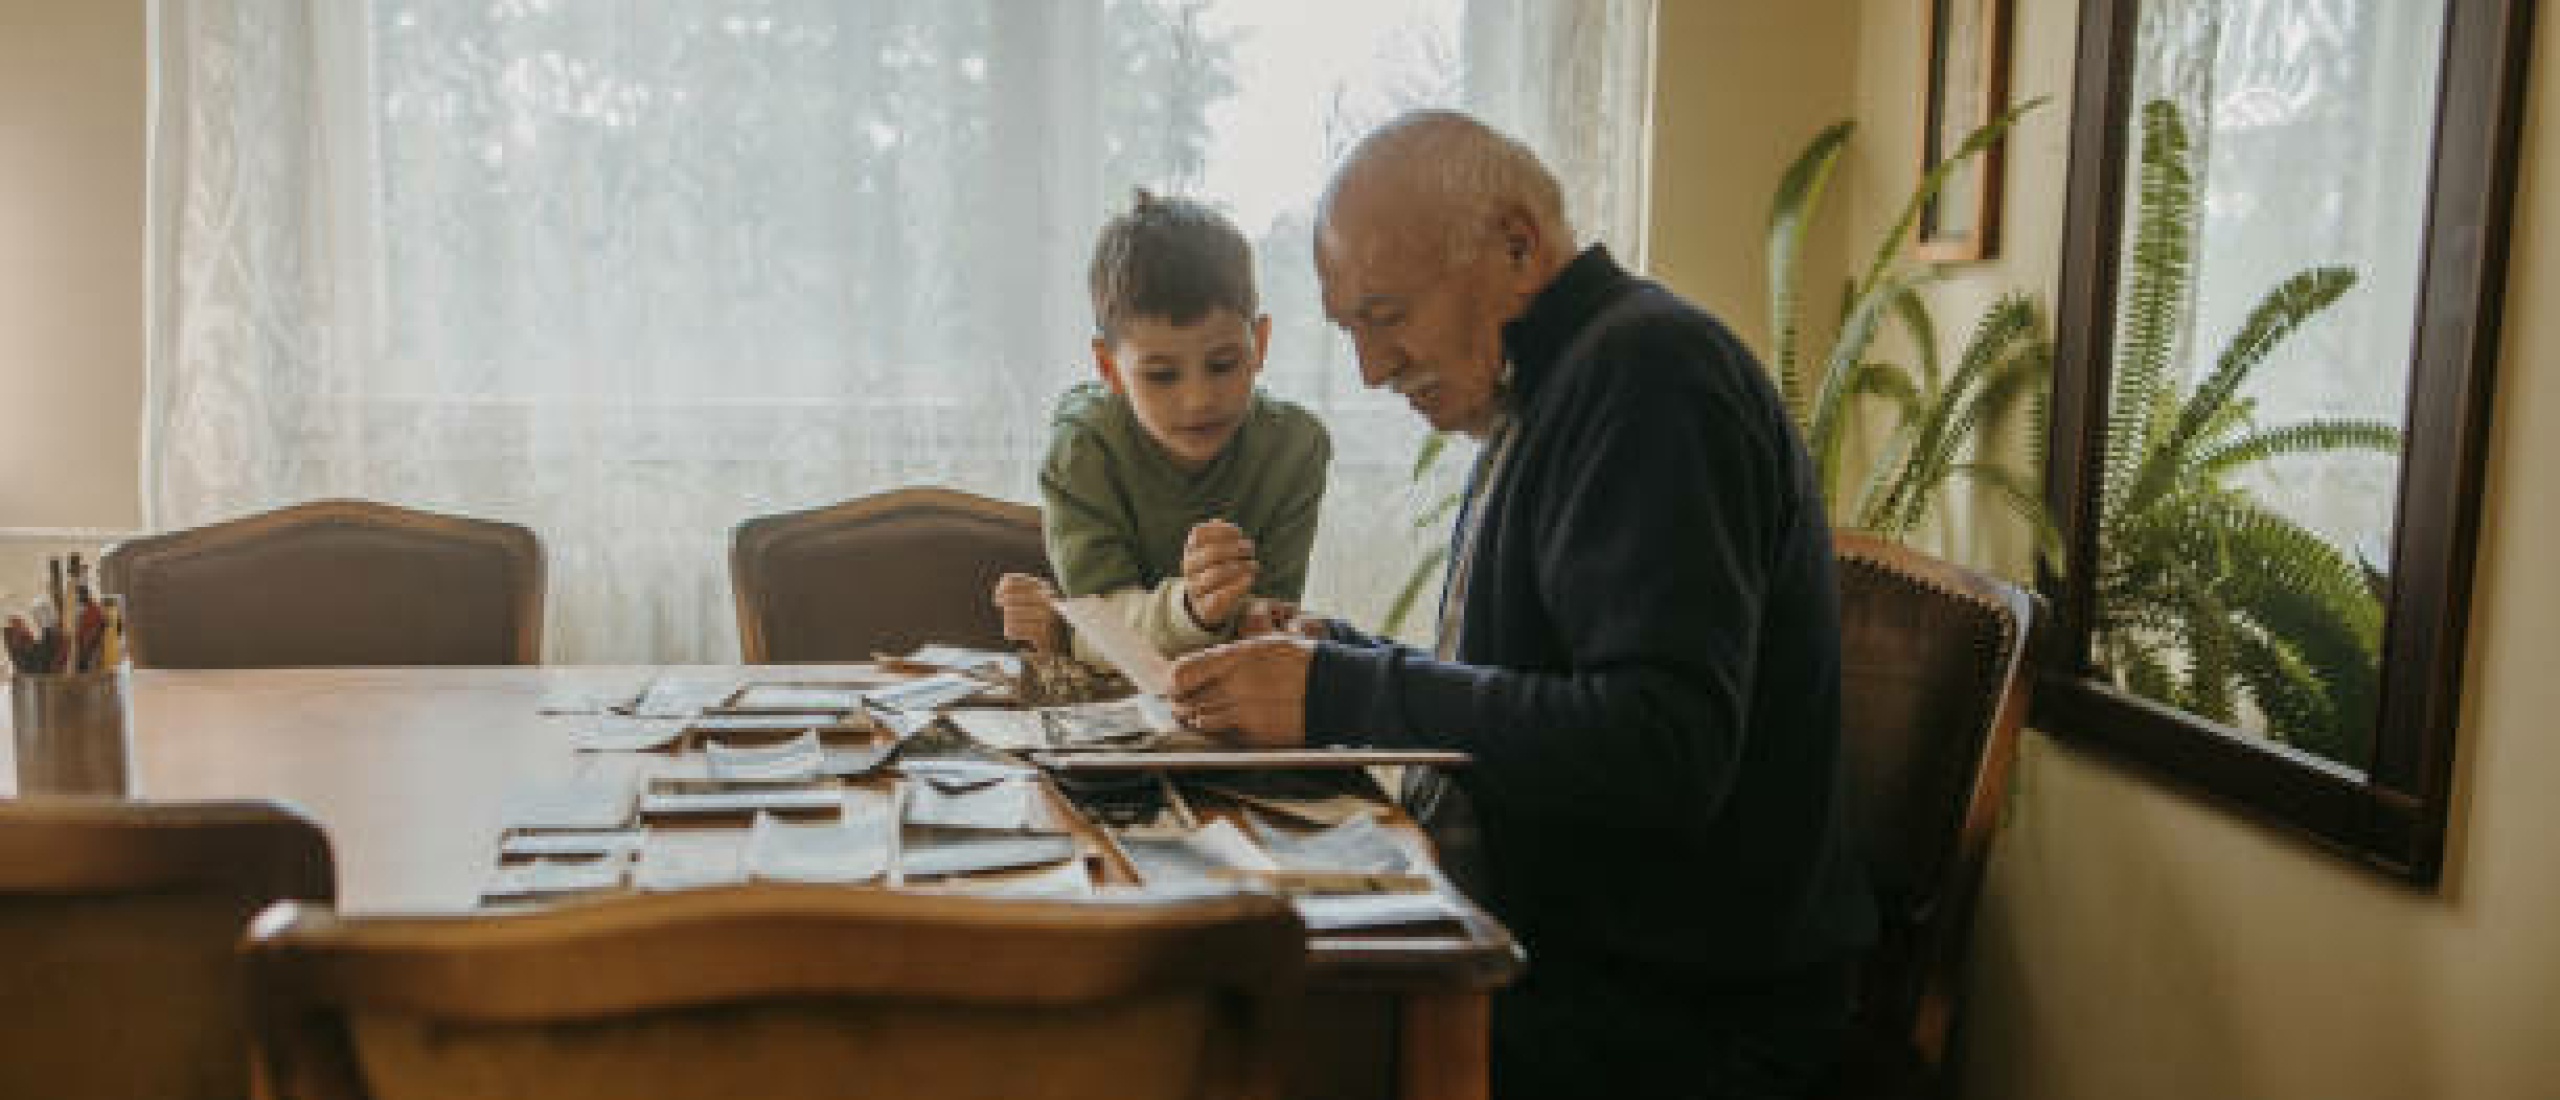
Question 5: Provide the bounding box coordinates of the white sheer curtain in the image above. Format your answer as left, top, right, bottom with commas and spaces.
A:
146, 0, 1656, 663
2127, 0, 2440, 564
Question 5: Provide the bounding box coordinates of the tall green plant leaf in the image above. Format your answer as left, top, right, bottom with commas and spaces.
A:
1893, 284, 1943, 392
1768, 121, 1856, 415
1378, 545, 1448, 641
1807, 269, 1927, 503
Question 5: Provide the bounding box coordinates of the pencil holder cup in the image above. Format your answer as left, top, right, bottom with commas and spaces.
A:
11, 665, 132, 796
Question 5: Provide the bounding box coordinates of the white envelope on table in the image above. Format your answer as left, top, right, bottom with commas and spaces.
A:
1052, 597, 1174, 697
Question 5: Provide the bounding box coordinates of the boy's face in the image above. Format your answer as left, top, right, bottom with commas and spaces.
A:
1094, 309, 1272, 470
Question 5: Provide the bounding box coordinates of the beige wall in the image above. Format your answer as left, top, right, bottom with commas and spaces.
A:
1644, 0, 1861, 356
0, 0, 145, 534
0, 0, 144, 603
1815, 6, 2560, 1100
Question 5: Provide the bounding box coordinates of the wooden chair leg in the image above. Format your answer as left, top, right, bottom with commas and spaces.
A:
1398, 989, 1490, 1100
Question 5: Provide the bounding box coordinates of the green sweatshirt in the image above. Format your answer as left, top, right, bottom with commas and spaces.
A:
1039, 381, 1330, 656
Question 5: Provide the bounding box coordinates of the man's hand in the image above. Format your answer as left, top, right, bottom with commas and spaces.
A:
990, 572, 1062, 652
1181, 519, 1258, 630
1168, 636, 1314, 747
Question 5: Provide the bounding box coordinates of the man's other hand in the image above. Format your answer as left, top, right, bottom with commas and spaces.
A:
1169, 636, 1313, 747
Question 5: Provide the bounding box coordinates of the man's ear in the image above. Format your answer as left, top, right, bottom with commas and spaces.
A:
1496, 206, 1537, 268
1091, 336, 1124, 392
1493, 205, 1555, 301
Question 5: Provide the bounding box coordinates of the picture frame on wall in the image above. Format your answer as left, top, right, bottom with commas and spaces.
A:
1918, 0, 2013, 261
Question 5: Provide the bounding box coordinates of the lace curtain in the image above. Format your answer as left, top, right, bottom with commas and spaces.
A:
2126, 0, 2441, 563
146, 0, 1657, 662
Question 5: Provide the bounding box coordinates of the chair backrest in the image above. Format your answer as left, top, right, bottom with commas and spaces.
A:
0, 798, 335, 1100
731, 486, 1048, 663
1830, 531, 2037, 1073
101, 499, 544, 668
248, 884, 1306, 1100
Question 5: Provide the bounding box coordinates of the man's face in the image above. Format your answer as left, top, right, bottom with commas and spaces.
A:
1316, 196, 1514, 436
1095, 309, 1271, 470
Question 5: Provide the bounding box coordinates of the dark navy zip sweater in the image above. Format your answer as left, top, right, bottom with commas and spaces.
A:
1308, 246, 1875, 988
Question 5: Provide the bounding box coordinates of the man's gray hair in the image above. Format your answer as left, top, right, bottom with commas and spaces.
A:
1322, 109, 1575, 264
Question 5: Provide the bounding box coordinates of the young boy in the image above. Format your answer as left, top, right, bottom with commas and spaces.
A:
993, 190, 1329, 660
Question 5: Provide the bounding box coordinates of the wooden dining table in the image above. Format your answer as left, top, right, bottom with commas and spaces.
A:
2, 664, 1522, 1100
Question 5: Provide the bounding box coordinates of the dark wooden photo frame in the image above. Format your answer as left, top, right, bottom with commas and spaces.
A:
2037, 0, 2537, 884
1917, 0, 2013, 261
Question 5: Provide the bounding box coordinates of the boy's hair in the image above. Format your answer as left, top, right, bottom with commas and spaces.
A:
1088, 189, 1258, 343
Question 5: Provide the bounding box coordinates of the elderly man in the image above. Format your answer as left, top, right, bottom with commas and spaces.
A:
1169, 110, 1875, 1098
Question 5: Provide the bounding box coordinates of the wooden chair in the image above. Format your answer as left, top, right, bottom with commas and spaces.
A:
1822, 532, 2039, 1099
247, 884, 1306, 1100
0, 797, 334, 1100
731, 486, 1049, 662
101, 499, 543, 667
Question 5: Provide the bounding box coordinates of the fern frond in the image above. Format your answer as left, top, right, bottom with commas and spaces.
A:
2230, 629, 2337, 748
1864, 294, 2035, 527
1849, 359, 1933, 533
2221, 531, 2382, 758
2105, 99, 2199, 520
2125, 266, 2357, 511
1891, 303, 2045, 533
2196, 392, 2256, 457
1849, 361, 1925, 420
2198, 418, 2402, 478
2206, 495, 2385, 649
1769, 121, 1857, 415
2119, 634, 2180, 701
2158, 548, 2241, 722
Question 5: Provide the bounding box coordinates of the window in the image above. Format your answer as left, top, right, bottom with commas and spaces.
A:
2040, 0, 2533, 881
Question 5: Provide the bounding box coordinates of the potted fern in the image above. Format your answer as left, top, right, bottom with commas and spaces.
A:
1766, 101, 2061, 570
2087, 99, 2399, 762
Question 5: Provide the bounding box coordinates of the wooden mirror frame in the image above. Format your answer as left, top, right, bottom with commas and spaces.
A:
2037, 0, 2537, 883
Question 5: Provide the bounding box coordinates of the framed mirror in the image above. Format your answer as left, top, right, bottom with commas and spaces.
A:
2039, 0, 2536, 882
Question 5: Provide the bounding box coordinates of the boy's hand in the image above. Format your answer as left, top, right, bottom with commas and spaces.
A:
1181, 519, 1257, 630
991, 573, 1063, 652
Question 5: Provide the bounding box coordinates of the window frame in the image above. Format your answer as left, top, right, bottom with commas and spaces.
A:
2037, 0, 2537, 884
